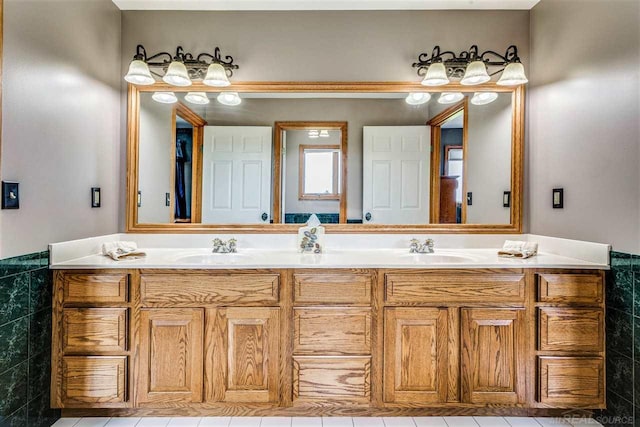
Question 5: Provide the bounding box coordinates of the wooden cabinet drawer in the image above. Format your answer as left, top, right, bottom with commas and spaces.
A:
293, 356, 371, 403
63, 308, 128, 353
385, 273, 525, 304
538, 357, 605, 407
293, 273, 372, 305
61, 356, 127, 407
538, 274, 603, 304
538, 308, 603, 352
63, 273, 128, 304
140, 273, 279, 306
294, 308, 371, 355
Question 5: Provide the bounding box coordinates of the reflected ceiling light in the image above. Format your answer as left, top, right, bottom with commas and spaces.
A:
413, 45, 527, 86
203, 63, 231, 87
124, 45, 239, 87
420, 63, 449, 87
461, 60, 491, 85
308, 130, 320, 138
217, 91, 241, 106
497, 62, 529, 86
405, 92, 431, 105
438, 92, 465, 105
152, 91, 178, 104
471, 92, 499, 105
124, 59, 155, 85
319, 130, 330, 138
185, 92, 210, 105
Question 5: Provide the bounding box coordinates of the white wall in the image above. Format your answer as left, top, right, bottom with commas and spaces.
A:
529, 0, 640, 252
466, 94, 512, 224
0, 0, 122, 258
284, 130, 341, 215
138, 94, 173, 223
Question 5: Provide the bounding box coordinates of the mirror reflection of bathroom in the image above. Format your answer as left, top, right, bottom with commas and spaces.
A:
282, 128, 342, 224
174, 116, 193, 223
439, 110, 464, 224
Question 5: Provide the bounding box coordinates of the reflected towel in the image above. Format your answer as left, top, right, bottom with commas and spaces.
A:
102, 241, 147, 261
498, 240, 538, 259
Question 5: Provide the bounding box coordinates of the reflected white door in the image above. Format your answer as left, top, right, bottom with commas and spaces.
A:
362, 126, 431, 224
202, 126, 272, 223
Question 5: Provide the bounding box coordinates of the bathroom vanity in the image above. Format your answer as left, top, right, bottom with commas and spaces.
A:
49, 239, 608, 417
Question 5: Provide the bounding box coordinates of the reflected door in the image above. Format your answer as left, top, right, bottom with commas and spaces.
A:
202, 126, 272, 223
362, 126, 431, 224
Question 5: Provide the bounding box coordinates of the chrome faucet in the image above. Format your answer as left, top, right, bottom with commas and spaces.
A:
409, 238, 435, 254
212, 238, 237, 253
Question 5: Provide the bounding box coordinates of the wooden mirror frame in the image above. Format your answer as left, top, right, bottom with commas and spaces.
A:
126, 82, 524, 234
273, 121, 348, 224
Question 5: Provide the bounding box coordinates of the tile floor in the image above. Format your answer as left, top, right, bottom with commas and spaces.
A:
51, 417, 604, 427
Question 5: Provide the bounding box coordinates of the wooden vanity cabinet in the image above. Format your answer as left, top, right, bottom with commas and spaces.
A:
52, 267, 606, 416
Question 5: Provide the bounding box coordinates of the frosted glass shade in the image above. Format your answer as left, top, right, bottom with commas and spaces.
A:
405, 92, 431, 105
217, 91, 241, 106
471, 92, 499, 105
421, 63, 449, 86
203, 63, 231, 87
461, 60, 491, 85
163, 61, 192, 87
497, 62, 528, 86
185, 92, 210, 105
152, 92, 178, 104
438, 92, 465, 105
124, 60, 155, 85
319, 130, 330, 138
308, 130, 320, 138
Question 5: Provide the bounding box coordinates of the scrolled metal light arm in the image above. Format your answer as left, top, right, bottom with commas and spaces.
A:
412, 45, 522, 78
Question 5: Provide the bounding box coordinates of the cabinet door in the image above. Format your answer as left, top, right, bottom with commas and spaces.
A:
137, 309, 204, 404
383, 308, 449, 404
206, 307, 280, 403
461, 308, 525, 404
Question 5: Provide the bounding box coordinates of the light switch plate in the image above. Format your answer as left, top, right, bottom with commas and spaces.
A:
91, 187, 101, 208
466, 192, 473, 206
553, 188, 564, 208
503, 191, 511, 208
2, 181, 19, 209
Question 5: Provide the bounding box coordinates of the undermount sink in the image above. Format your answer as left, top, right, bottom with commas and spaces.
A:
173, 253, 250, 264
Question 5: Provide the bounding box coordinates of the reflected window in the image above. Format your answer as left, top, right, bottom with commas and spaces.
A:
299, 145, 341, 200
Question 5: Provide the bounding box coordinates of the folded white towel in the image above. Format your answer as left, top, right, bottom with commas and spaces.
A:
102, 241, 147, 261
498, 240, 538, 259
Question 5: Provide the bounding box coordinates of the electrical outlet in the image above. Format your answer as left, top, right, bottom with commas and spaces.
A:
2, 181, 19, 209
91, 187, 101, 208
553, 188, 564, 208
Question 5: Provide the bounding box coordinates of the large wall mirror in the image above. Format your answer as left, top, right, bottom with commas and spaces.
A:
127, 82, 524, 233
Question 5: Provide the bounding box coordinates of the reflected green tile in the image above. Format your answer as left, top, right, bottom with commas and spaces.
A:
607, 351, 633, 403
0, 361, 28, 418
607, 308, 633, 358
607, 269, 634, 314
27, 392, 59, 427
0, 318, 28, 373
0, 405, 27, 427
28, 353, 51, 401
0, 274, 29, 326
29, 269, 51, 315
29, 310, 51, 359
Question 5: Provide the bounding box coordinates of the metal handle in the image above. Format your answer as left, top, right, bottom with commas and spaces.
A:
261, 212, 268, 222
365, 212, 372, 221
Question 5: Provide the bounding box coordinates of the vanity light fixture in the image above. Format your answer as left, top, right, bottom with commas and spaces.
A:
438, 92, 465, 105
308, 130, 320, 138
185, 92, 210, 105
405, 92, 432, 105
471, 92, 499, 105
217, 91, 242, 106
152, 91, 178, 104
319, 130, 330, 138
413, 45, 527, 86
124, 45, 239, 87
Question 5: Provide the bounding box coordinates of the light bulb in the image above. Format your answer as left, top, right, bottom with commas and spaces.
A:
471, 92, 499, 105
185, 92, 210, 105
405, 92, 431, 105
217, 91, 241, 106
438, 92, 465, 105
152, 92, 178, 104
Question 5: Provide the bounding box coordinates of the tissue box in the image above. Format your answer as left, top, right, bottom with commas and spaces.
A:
298, 226, 324, 253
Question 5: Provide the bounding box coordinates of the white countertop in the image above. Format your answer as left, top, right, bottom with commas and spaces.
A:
49, 247, 608, 270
